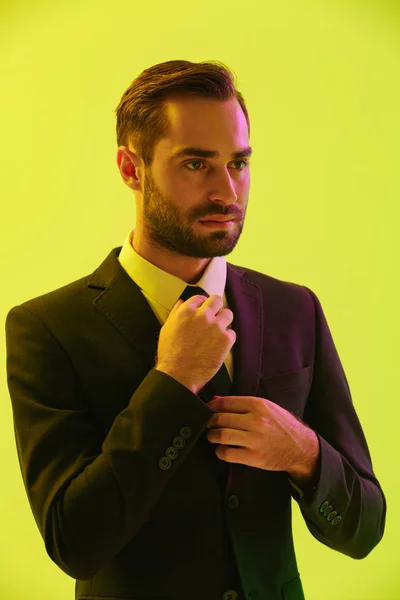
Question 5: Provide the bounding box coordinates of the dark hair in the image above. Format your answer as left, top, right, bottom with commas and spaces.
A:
114, 60, 250, 168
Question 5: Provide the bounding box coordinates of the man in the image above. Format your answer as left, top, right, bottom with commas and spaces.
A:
6, 93, 386, 600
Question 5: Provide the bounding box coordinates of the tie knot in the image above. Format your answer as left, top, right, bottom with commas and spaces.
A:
179, 285, 210, 302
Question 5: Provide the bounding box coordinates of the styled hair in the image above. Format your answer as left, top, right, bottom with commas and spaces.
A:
114, 60, 250, 168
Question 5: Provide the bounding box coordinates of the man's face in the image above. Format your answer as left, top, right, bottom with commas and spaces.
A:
119, 95, 251, 260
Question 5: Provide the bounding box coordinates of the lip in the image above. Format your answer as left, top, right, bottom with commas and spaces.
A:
199, 216, 236, 222
199, 220, 235, 229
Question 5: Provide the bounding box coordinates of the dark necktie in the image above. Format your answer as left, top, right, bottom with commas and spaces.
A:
178, 286, 245, 597
178, 285, 232, 403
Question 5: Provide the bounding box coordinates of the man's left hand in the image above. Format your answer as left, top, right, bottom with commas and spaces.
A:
206, 395, 314, 473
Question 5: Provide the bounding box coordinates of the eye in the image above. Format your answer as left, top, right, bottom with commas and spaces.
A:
185, 159, 249, 171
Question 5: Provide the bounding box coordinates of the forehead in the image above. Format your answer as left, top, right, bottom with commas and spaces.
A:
158, 96, 249, 158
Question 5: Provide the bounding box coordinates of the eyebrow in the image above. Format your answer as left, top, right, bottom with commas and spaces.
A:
171, 145, 253, 160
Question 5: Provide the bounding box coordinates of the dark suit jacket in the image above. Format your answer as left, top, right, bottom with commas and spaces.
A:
5, 245, 386, 600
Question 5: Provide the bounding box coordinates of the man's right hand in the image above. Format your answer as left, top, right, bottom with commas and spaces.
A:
155, 294, 236, 394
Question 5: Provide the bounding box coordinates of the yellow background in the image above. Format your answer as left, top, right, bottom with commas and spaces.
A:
1, 0, 398, 598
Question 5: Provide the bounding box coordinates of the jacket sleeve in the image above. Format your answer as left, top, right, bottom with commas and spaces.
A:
287, 285, 387, 559
5, 305, 213, 581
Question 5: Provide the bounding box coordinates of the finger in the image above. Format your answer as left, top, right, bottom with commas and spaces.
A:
171, 298, 184, 311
